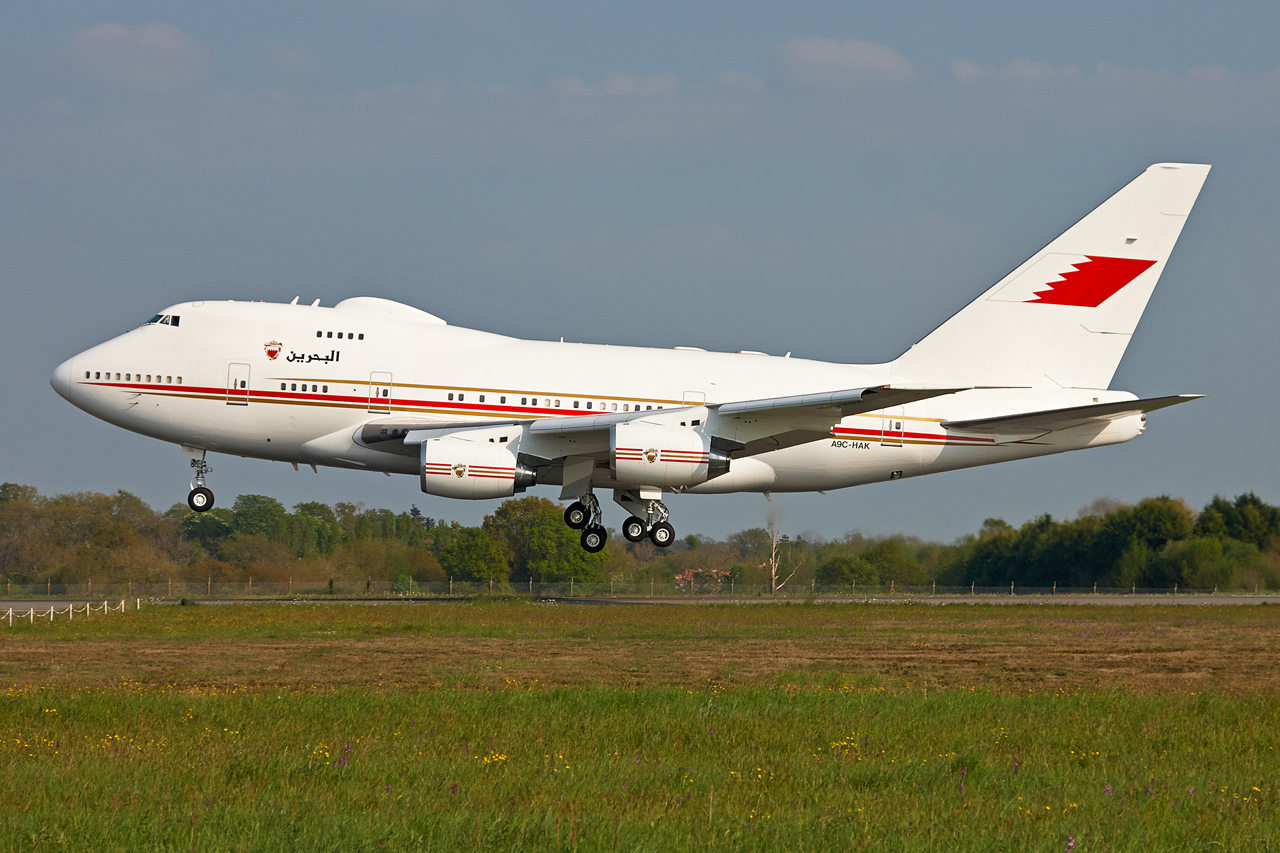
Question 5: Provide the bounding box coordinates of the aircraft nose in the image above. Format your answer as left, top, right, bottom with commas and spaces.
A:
51, 357, 75, 402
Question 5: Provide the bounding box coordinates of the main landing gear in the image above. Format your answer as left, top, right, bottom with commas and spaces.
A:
563, 493, 608, 553
187, 456, 215, 513
563, 490, 675, 551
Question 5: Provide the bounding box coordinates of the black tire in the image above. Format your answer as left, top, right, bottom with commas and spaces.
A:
580, 525, 607, 553
650, 521, 675, 548
188, 487, 215, 513
564, 501, 589, 530
622, 517, 648, 543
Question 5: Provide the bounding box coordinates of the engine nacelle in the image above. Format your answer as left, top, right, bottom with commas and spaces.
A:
611, 421, 728, 488
420, 435, 535, 499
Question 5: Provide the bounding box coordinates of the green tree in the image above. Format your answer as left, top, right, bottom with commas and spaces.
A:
436, 526, 507, 582
815, 555, 878, 586
231, 495, 289, 540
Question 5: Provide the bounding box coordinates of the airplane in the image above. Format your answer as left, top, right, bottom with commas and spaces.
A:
51, 162, 1209, 552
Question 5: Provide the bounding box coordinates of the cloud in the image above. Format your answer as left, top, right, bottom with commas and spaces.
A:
548, 71, 679, 97
779, 37, 914, 86
71, 23, 207, 91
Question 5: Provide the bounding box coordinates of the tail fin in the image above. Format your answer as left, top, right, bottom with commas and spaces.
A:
890, 163, 1210, 389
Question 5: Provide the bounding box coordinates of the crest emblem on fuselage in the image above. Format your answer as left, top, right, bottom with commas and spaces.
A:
264, 341, 283, 360
644, 448, 659, 464
453, 463, 467, 478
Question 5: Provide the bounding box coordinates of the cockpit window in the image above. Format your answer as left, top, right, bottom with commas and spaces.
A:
143, 315, 164, 326
142, 314, 181, 327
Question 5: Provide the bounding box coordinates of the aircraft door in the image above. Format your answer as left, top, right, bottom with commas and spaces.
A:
881, 406, 904, 447
369, 372, 393, 414
226, 363, 250, 405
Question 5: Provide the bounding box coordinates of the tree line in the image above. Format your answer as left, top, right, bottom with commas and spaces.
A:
2, 482, 1278, 590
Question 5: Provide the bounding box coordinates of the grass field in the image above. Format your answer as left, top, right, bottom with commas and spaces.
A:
3, 600, 1278, 850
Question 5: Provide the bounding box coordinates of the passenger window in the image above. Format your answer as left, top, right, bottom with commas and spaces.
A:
115, 373, 121, 380
176, 377, 182, 384
312, 385, 318, 392
554, 400, 560, 407
95, 372, 100, 379
646, 405, 653, 410
348, 332, 353, 339
448, 393, 454, 401
126, 374, 131, 381
84, 371, 90, 379
521, 397, 527, 405
500, 396, 506, 404
574, 401, 580, 409
358, 334, 364, 340
322, 385, 328, 393
458, 393, 464, 401
281, 383, 286, 390
292, 384, 297, 391
316, 331, 322, 338
337, 333, 343, 339
240, 381, 247, 389
327, 331, 333, 338
532, 398, 538, 406
382, 389, 388, 397
586, 401, 592, 410
479, 395, 485, 403
612, 403, 618, 411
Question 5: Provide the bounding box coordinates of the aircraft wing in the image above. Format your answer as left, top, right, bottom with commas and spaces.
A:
942, 394, 1202, 443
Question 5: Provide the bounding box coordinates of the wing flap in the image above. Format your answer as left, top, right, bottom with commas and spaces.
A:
715, 385, 968, 419
942, 394, 1202, 436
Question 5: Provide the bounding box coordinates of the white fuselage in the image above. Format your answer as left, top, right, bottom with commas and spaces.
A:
51, 298, 1143, 498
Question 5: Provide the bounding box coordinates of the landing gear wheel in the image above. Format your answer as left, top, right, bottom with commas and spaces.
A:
622, 517, 648, 543
580, 525, 608, 553
564, 501, 589, 530
188, 487, 215, 513
649, 521, 675, 548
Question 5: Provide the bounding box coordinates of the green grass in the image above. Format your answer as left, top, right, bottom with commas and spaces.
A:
3, 603, 1279, 850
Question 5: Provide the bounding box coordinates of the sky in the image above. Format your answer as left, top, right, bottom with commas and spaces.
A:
3, 1, 1279, 543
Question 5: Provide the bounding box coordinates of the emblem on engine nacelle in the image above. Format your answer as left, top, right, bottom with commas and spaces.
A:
644, 448, 659, 464
453, 463, 467, 478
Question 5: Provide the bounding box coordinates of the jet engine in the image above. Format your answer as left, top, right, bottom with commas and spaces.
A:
420, 435, 536, 499
611, 421, 728, 488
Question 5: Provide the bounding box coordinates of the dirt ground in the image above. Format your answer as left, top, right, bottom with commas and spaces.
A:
3, 602, 1278, 695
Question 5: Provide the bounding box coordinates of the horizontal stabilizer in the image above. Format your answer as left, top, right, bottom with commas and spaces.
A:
942, 394, 1202, 437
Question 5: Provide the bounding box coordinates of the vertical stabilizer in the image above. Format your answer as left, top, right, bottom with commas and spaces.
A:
890, 163, 1210, 389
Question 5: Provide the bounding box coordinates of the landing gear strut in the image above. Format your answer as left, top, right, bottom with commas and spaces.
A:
614, 491, 675, 549
187, 456, 214, 513
564, 492, 607, 553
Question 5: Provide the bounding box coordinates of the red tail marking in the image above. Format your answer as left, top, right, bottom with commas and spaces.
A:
1028, 256, 1156, 308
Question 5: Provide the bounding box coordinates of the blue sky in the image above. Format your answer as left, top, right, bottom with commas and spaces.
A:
3, 2, 1278, 541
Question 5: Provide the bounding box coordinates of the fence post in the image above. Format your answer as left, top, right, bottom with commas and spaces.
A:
610, 580, 613, 596
570, 578, 574, 597
1132, 583, 1135, 595
489, 578, 493, 594
48, 579, 51, 596
249, 575, 253, 592
1093, 582, 1097, 595
289, 576, 292, 595
30, 608, 34, 624
168, 578, 172, 598
128, 579, 132, 597
1173, 583, 1177, 596
1010, 582, 1014, 596
932, 581, 936, 595
68, 603, 72, 622
651, 579, 654, 597
971, 582, 974, 595
1053, 582, 1056, 596
208, 577, 211, 596
529, 578, 533, 596
449, 577, 453, 595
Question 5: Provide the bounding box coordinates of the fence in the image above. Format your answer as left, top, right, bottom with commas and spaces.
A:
5, 599, 135, 626
0, 579, 1265, 601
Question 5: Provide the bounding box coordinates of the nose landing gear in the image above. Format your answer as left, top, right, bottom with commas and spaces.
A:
187, 455, 215, 512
